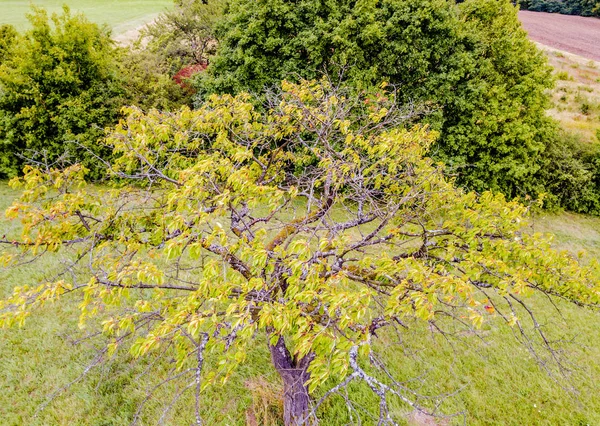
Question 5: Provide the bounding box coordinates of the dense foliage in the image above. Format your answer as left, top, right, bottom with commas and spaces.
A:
196, 0, 555, 199
117, 46, 195, 111
520, 0, 600, 17
2, 80, 599, 425
0, 7, 125, 178
536, 130, 600, 214
0, 24, 17, 64
114, 0, 226, 113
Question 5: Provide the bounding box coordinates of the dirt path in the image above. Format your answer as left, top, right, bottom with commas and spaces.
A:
113, 24, 149, 45
112, 14, 161, 45
519, 11, 600, 61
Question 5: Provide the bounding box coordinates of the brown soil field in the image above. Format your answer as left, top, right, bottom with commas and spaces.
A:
519, 11, 600, 61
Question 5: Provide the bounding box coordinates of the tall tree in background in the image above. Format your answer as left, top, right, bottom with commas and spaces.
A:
0, 7, 123, 178
196, 0, 555, 198
143, 0, 225, 72
524, 0, 600, 17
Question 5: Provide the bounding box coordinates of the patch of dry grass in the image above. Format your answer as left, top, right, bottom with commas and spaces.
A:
540, 45, 600, 145
244, 377, 284, 426
530, 212, 600, 259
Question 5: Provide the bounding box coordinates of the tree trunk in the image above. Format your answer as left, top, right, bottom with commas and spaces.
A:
268, 336, 315, 426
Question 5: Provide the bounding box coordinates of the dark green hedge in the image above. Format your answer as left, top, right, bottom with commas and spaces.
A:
520, 0, 600, 17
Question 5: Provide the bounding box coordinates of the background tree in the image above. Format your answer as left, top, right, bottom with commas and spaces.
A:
0, 6, 124, 178
196, 0, 556, 199
142, 0, 225, 72
2, 80, 599, 425
524, 0, 600, 16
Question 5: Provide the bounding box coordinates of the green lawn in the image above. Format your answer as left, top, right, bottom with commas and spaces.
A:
1, 181, 600, 425
0, 0, 172, 34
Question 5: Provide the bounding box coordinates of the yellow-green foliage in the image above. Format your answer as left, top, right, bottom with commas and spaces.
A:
1, 80, 600, 423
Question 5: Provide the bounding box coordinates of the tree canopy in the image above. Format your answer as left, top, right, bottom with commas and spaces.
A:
142, 0, 225, 72
196, 0, 555, 198
1, 80, 599, 425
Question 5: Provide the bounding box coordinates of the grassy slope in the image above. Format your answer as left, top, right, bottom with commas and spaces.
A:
0, 0, 172, 34
541, 44, 600, 146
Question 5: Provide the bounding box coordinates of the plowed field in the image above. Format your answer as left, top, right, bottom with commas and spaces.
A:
519, 11, 600, 61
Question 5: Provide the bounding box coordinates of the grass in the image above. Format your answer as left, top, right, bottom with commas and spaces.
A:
1, 181, 600, 425
0, 0, 173, 34
543, 47, 600, 145
531, 212, 600, 259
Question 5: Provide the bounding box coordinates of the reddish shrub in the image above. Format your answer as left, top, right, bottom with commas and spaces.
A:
173, 63, 207, 88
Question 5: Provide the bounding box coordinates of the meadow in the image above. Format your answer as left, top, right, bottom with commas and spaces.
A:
0, 0, 172, 34
543, 45, 600, 146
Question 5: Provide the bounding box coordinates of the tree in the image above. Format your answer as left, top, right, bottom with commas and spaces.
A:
142, 0, 225, 72
196, 0, 555, 199
113, 0, 226, 113
0, 6, 124, 178
1, 80, 599, 425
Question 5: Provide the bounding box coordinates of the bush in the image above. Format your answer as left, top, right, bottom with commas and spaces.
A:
0, 7, 124, 178
117, 46, 195, 112
580, 102, 591, 115
556, 71, 573, 81
537, 131, 600, 214
196, 0, 555, 199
